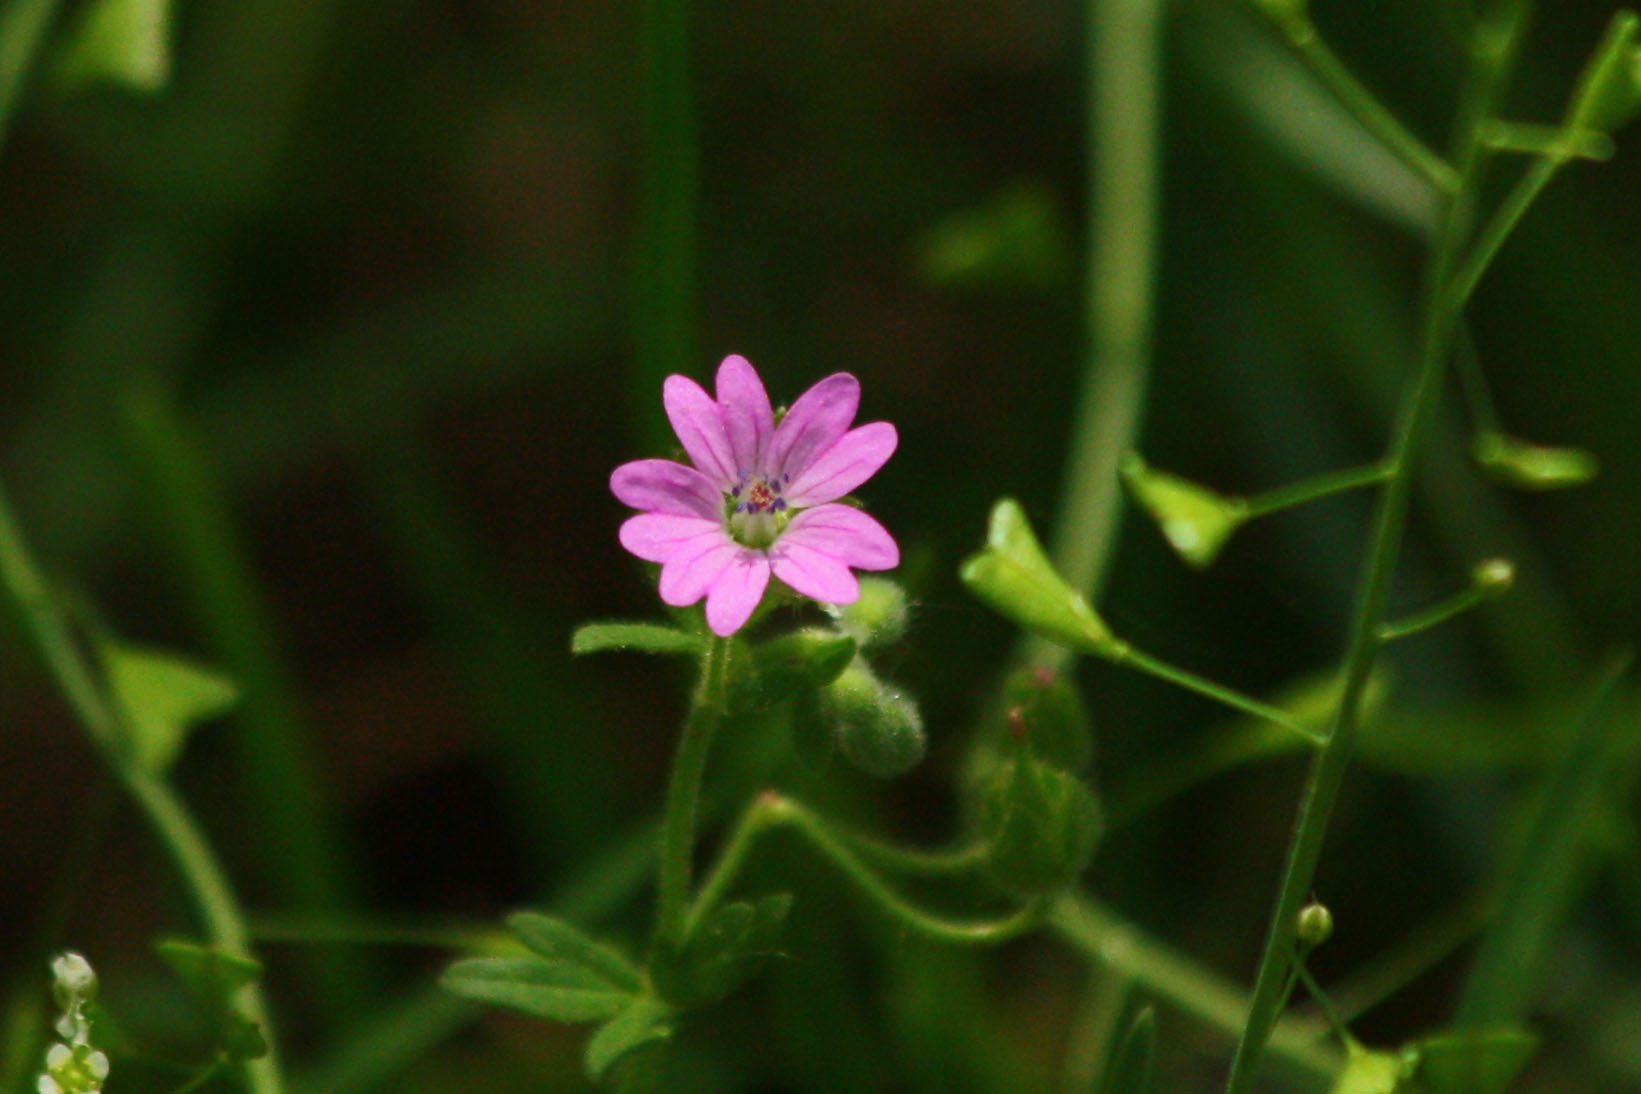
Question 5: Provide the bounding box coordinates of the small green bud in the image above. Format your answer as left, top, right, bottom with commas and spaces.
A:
978, 751, 1102, 897
1566, 12, 1641, 136
828, 663, 927, 778
1002, 666, 1094, 772
827, 577, 910, 650
1472, 558, 1515, 595
1296, 901, 1334, 947
1474, 431, 1599, 491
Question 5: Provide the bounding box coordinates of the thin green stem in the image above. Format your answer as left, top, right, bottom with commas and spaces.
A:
1445, 155, 1562, 315
0, 481, 283, 1094
1048, 895, 1340, 1083
1241, 462, 1392, 519
656, 635, 731, 945
0, 0, 63, 156
1032, 0, 1165, 670
1291, 960, 1351, 1044
1113, 645, 1324, 745
1452, 323, 1504, 436
1225, 6, 1535, 1090
1376, 569, 1507, 642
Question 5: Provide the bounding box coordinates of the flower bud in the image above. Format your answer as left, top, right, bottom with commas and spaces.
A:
1002, 666, 1094, 772
1296, 901, 1334, 947
827, 663, 927, 779
978, 750, 1102, 897
827, 577, 910, 650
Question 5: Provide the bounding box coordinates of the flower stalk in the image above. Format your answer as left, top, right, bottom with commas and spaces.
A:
656, 634, 732, 945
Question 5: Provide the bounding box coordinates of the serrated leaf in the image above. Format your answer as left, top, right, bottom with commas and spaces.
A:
55, 0, 171, 92
1120, 454, 1248, 569
154, 939, 261, 1001
1473, 432, 1598, 491
1413, 1028, 1537, 1094
104, 643, 238, 774
960, 499, 1115, 655
440, 956, 632, 1023
1097, 1005, 1156, 1094
571, 622, 703, 656
585, 997, 673, 1082
504, 912, 640, 991
651, 894, 793, 1007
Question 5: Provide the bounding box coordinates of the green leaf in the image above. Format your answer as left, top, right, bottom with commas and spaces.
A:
571, 621, 703, 656
55, 0, 171, 92
439, 956, 633, 1022
1329, 1042, 1408, 1094
651, 893, 794, 1007
504, 912, 641, 991
1473, 431, 1598, 491
154, 939, 262, 1001
103, 643, 238, 774
1412, 1028, 1537, 1094
1120, 454, 1248, 569
960, 499, 1116, 655
585, 997, 674, 1082
1097, 1005, 1157, 1094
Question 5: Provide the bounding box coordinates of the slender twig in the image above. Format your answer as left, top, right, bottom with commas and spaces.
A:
1241, 462, 1392, 519
656, 635, 731, 944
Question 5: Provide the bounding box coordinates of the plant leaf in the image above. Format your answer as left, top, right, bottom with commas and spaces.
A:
571, 621, 703, 656
504, 912, 640, 991
439, 956, 632, 1023
959, 499, 1115, 654
154, 939, 261, 1001
55, 0, 171, 92
650, 893, 794, 1007
103, 643, 239, 774
585, 997, 673, 1082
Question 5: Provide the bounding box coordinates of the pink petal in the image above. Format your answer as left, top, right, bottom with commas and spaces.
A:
610, 459, 723, 519
768, 373, 860, 478
704, 551, 772, 636
658, 536, 742, 607
664, 374, 737, 489
618, 513, 723, 564
779, 504, 899, 570
715, 355, 774, 475
783, 422, 898, 507
770, 541, 860, 605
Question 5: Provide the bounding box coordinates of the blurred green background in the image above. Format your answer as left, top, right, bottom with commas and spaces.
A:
3, 0, 1640, 1089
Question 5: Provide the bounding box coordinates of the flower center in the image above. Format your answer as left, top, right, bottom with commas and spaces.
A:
728, 471, 790, 549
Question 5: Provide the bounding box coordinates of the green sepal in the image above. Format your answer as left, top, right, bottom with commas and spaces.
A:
1409, 1027, 1537, 1094
729, 629, 856, 714
960, 499, 1116, 655
54, 0, 172, 93
1097, 1005, 1157, 1094
153, 940, 268, 1063
1002, 665, 1094, 772
439, 956, 633, 1023
1329, 1042, 1411, 1094
585, 997, 674, 1083
978, 750, 1102, 897
102, 642, 238, 775
1473, 431, 1598, 491
505, 913, 641, 991
1120, 454, 1248, 569
1565, 11, 1641, 136
649, 893, 793, 1008
572, 621, 704, 656
827, 662, 927, 779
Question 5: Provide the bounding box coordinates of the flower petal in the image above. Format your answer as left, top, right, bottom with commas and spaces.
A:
768, 372, 860, 478
716, 355, 774, 475
664, 374, 737, 489
658, 536, 742, 607
610, 459, 723, 518
618, 513, 723, 564
704, 551, 771, 636
770, 541, 860, 605
783, 422, 898, 507
779, 504, 899, 570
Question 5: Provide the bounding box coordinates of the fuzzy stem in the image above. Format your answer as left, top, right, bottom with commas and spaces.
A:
656, 635, 731, 945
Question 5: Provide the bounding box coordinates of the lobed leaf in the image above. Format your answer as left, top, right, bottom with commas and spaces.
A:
651, 893, 794, 1008
504, 912, 641, 991
585, 997, 673, 1082
571, 621, 703, 656
439, 956, 633, 1023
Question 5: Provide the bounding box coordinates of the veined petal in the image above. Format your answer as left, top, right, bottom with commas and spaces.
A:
610, 459, 723, 519
704, 551, 771, 636
783, 422, 898, 507
716, 355, 774, 474
770, 541, 860, 605
658, 537, 742, 607
618, 513, 723, 564
779, 504, 899, 570
768, 372, 860, 478
664, 374, 737, 489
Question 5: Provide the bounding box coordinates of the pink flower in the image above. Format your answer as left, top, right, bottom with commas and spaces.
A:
612, 355, 900, 636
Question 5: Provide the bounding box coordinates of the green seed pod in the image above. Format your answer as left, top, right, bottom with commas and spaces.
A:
1002, 666, 1094, 772
828, 662, 927, 779
828, 577, 910, 650
1297, 901, 1334, 947
978, 750, 1102, 897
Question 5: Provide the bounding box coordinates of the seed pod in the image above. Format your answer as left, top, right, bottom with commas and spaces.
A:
828, 663, 927, 779
978, 750, 1102, 897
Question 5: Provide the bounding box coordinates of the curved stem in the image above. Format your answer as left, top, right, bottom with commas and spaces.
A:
1225, 5, 1536, 1090
656, 635, 731, 945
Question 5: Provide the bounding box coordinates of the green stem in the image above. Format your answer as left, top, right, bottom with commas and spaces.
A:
656, 635, 731, 944
0, 482, 283, 1094
0, 0, 62, 155
1291, 960, 1351, 1045
1112, 645, 1324, 745
1241, 462, 1392, 519
1452, 323, 1504, 436
1445, 155, 1562, 315
1225, 6, 1535, 1090
1376, 571, 1506, 642
1033, 0, 1165, 671
1279, 19, 1461, 195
